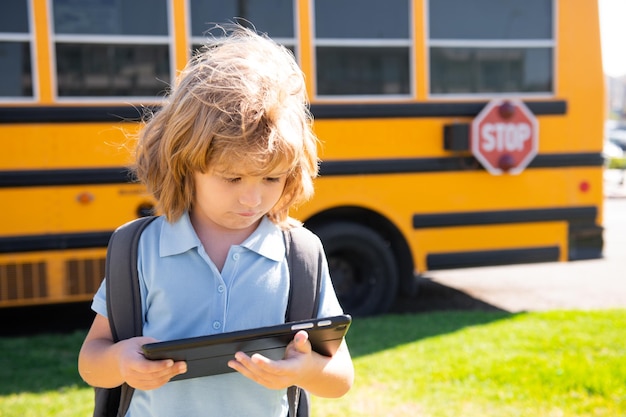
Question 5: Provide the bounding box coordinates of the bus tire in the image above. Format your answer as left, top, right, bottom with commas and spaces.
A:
314, 222, 399, 316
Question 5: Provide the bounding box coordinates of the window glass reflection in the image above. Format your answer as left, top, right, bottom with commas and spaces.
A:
56, 44, 170, 97
52, 0, 170, 98
428, 0, 554, 95
315, 0, 409, 39
314, 0, 411, 97
0, 0, 32, 98
0, 42, 32, 97
430, 47, 552, 94
317, 47, 410, 95
429, 0, 552, 40
0, 0, 29, 33
190, 0, 294, 38
53, 0, 167, 36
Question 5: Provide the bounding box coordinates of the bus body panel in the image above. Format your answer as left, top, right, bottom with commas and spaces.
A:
0, 0, 606, 313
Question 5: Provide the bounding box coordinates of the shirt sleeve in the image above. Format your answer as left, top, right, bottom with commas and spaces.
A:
90, 278, 108, 318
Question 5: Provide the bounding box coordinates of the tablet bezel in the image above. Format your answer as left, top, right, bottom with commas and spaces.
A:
141, 314, 351, 381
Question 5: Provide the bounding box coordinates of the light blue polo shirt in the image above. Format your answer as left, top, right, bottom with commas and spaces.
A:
91, 213, 343, 417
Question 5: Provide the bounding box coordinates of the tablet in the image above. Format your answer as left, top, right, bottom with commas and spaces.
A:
142, 314, 351, 381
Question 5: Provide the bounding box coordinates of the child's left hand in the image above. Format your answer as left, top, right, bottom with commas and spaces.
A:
227, 330, 316, 390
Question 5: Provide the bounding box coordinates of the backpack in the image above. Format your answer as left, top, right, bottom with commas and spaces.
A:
93, 216, 324, 417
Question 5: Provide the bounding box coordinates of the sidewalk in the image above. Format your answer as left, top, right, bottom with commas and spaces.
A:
605, 169, 626, 198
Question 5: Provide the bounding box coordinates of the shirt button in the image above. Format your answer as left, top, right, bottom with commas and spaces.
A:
217, 285, 225, 293
233, 253, 240, 261
213, 321, 221, 330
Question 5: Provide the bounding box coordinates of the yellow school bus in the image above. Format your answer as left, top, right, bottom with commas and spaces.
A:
0, 0, 605, 316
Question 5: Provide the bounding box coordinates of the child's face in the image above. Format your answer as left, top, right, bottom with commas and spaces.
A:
191, 166, 288, 232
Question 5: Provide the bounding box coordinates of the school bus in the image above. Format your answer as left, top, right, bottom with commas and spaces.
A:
0, 0, 605, 316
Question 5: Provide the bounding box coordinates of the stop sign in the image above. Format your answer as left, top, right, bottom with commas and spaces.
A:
471, 99, 538, 175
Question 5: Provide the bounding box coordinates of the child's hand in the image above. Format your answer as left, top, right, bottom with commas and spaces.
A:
117, 337, 187, 390
227, 330, 315, 390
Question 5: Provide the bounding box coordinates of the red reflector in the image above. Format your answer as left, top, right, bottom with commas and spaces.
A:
579, 181, 590, 192
77, 192, 94, 204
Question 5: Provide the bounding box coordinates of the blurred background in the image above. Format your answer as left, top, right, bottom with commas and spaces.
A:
601, 0, 626, 171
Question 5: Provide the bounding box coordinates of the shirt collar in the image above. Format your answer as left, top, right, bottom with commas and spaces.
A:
159, 213, 285, 262
240, 216, 285, 262
160, 212, 201, 257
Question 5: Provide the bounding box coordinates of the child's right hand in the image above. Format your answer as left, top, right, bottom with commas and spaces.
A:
117, 337, 188, 391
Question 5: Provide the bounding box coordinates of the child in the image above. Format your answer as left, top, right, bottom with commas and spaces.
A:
78, 25, 354, 417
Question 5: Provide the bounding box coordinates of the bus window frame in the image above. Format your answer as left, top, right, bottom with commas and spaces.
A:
49, 0, 176, 103
0, 0, 37, 103
426, 0, 557, 99
187, 0, 299, 67
311, 0, 415, 102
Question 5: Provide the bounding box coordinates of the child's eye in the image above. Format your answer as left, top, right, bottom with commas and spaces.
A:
264, 177, 281, 183
224, 177, 241, 183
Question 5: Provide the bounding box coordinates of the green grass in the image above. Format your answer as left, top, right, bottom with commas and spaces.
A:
0, 331, 93, 417
313, 310, 626, 417
1, 310, 625, 417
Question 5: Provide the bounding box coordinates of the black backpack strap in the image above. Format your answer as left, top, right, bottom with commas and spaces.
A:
93, 216, 156, 417
284, 226, 323, 322
106, 216, 156, 341
283, 226, 324, 417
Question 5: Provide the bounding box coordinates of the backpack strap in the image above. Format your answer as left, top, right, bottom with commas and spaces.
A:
283, 226, 324, 417
93, 216, 156, 417
284, 226, 323, 322
106, 216, 156, 342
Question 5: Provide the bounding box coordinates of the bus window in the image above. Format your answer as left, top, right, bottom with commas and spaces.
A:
0, 0, 33, 99
429, 0, 554, 95
189, 0, 297, 55
313, 0, 411, 97
51, 0, 171, 98
190, 0, 294, 38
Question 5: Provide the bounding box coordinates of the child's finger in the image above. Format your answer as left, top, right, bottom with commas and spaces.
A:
291, 330, 311, 353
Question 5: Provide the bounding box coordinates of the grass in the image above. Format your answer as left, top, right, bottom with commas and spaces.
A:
1, 310, 625, 417
0, 331, 93, 417
313, 310, 626, 417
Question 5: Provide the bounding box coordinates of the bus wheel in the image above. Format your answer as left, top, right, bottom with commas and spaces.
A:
315, 222, 399, 316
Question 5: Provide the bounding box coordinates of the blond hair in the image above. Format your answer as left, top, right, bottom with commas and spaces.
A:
133, 25, 319, 227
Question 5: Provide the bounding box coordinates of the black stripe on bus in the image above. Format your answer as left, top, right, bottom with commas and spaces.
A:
319, 152, 603, 176
426, 246, 561, 270
418, 206, 603, 267
312, 100, 567, 119
0, 232, 112, 254
0, 152, 603, 188
0, 106, 150, 123
0, 168, 134, 187
0, 100, 566, 124
412, 206, 597, 229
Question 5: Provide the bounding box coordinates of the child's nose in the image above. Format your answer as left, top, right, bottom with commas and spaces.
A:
239, 186, 262, 207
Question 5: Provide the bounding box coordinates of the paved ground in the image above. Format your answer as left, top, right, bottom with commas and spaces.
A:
394, 172, 626, 313
605, 168, 626, 199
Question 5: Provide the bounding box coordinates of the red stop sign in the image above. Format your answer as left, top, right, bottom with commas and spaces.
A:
471, 99, 538, 175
